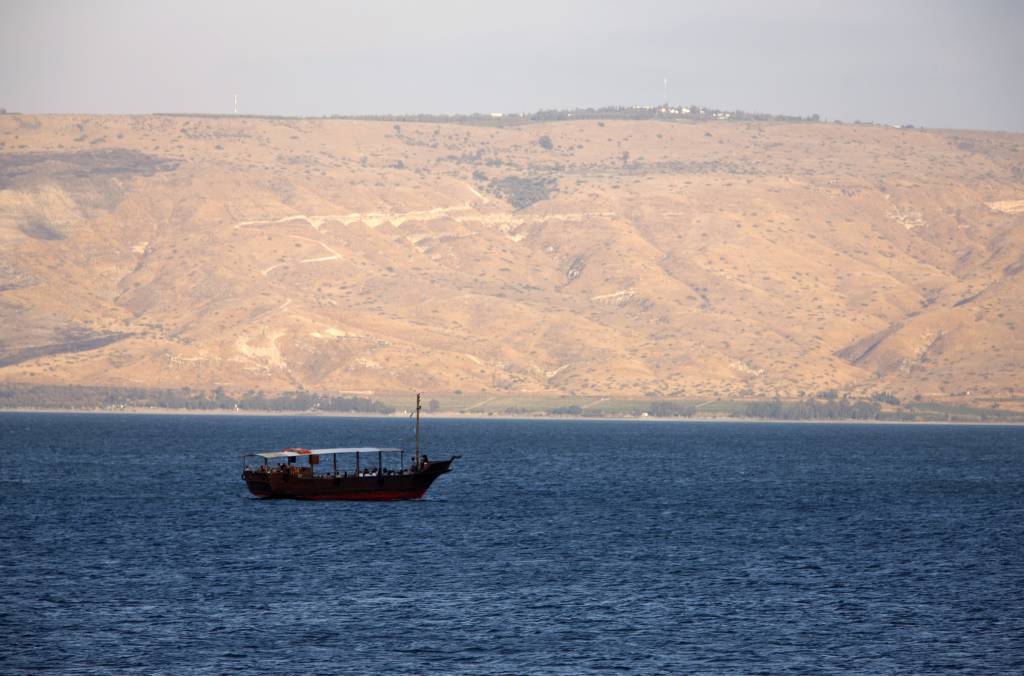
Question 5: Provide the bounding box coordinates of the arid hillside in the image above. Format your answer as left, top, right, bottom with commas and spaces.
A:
1, 114, 1022, 405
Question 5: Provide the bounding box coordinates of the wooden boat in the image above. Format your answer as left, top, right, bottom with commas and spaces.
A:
241, 394, 459, 500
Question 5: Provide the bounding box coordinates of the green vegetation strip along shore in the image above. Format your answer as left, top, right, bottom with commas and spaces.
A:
1, 384, 1021, 423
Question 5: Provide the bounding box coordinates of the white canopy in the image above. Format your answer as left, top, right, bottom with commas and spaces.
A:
254, 447, 403, 459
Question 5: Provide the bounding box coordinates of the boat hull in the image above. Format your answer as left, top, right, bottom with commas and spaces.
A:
242, 459, 455, 501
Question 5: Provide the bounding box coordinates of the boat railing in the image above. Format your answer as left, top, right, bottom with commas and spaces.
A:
242, 449, 434, 479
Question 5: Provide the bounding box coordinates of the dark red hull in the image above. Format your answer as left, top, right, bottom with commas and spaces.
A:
243, 458, 456, 501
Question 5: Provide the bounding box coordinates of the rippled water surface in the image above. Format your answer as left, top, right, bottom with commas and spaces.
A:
2, 413, 1023, 673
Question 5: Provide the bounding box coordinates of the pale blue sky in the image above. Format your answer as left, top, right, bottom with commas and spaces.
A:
1, 0, 1022, 131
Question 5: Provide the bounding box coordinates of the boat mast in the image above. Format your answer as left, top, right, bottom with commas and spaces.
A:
415, 392, 421, 468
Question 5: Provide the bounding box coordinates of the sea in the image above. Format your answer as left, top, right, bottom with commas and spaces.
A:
1, 412, 1022, 674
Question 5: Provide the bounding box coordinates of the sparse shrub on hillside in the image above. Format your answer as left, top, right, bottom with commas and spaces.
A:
538, 135, 554, 150
487, 175, 557, 209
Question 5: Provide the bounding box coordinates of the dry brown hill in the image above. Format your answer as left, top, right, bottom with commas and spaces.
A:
1, 114, 1022, 406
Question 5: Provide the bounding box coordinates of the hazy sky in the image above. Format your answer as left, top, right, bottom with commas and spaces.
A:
2, 0, 1022, 131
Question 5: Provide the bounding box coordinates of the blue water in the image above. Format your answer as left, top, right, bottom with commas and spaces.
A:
1, 413, 1023, 673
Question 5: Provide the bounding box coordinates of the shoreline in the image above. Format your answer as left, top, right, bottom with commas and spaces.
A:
1, 407, 1021, 426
